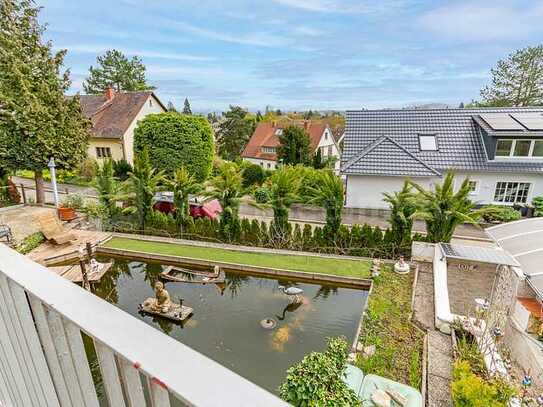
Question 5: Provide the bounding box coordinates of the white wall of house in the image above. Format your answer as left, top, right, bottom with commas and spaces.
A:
243, 157, 277, 170
345, 171, 543, 209
345, 175, 434, 209
121, 94, 165, 164
87, 139, 124, 162
316, 128, 341, 171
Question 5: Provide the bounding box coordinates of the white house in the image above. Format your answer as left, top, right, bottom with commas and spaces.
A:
341, 108, 543, 209
241, 120, 340, 171
78, 88, 167, 164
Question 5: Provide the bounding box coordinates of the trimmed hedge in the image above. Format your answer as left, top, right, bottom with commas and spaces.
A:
133, 112, 214, 181
111, 211, 412, 259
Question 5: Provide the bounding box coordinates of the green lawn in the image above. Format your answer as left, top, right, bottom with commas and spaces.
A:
102, 237, 371, 278
357, 266, 424, 389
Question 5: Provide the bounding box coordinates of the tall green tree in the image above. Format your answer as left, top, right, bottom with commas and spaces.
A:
83, 49, 154, 94
0, 0, 91, 204
480, 45, 543, 106
410, 172, 489, 243
167, 167, 201, 230
205, 162, 244, 241
182, 98, 192, 115
122, 148, 164, 231
217, 106, 255, 161
306, 170, 344, 241
134, 112, 214, 182
266, 166, 301, 243
167, 101, 177, 112
383, 181, 416, 247
95, 159, 120, 221
277, 125, 311, 166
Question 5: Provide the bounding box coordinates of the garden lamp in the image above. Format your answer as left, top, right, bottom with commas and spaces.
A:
47, 157, 59, 208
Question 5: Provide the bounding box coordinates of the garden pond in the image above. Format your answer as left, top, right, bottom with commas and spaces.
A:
89, 257, 368, 395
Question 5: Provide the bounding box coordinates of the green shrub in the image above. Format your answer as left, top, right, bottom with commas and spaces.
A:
61, 194, 84, 210
77, 158, 98, 181
451, 361, 516, 407
134, 112, 214, 182
16, 232, 44, 254
279, 337, 359, 406
242, 163, 265, 188
254, 186, 270, 203
533, 196, 543, 217
481, 205, 521, 223
112, 159, 133, 181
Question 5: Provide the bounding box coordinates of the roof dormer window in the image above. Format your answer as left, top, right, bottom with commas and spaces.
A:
418, 134, 437, 151
275, 128, 283, 136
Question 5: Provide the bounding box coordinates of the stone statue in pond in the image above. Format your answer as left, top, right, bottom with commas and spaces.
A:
143, 281, 172, 313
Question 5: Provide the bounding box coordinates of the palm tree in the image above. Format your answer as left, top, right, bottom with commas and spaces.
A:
167, 167, 201, 230
306, 170, 344, 240
95, 159, 121, 221
410, 172, 488, 243
205, 162, 244, 241
121, 148, 165, 231
383, 181, 416, 247
266, 166, 301, 242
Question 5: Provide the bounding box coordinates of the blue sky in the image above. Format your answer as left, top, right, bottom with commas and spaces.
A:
38, 0, 543, 112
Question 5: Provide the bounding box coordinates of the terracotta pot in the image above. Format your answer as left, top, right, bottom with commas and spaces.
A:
58, 206, 76, 221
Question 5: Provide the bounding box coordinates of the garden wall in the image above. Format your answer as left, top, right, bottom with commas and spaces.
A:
446, 260, 497, 315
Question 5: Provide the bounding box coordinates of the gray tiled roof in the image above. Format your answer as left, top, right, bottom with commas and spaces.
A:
341, 107, 543, 177
343, 136, 440, 177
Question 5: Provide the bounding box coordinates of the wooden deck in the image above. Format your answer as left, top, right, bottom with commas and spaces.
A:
28, 229, 110, 266
48, 261, 112, 284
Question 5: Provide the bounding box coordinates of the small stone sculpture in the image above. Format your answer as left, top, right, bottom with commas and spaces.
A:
143, 281, 172, 313
371, 259, 381, 278
394, 255, 410, 274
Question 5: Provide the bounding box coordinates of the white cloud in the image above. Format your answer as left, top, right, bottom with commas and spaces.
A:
166, 20, 288, 47
419, 1, 543, 40
60, 44, 213, 62
271, 0, 407, 14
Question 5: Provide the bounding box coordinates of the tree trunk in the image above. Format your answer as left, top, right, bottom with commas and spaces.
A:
35, 169, 45, 205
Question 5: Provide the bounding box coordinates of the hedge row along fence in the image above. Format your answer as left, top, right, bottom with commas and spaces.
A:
103, 211, 418, 260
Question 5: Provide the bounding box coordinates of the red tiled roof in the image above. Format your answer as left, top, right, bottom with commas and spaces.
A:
241, 120, 328, 160
77, 91, 165, 139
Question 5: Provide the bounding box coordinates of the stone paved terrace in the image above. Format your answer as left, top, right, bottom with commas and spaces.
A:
0, 205, 55, 243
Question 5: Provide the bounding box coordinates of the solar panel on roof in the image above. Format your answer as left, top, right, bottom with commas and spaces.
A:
479, 114, 526, 131
439, 243, 520, 267
510, 113, 543, 130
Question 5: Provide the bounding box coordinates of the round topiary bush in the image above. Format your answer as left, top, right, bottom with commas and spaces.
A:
134, 112, 214, 181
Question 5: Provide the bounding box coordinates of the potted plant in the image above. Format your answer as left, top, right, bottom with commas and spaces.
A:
58, 194, 84, 221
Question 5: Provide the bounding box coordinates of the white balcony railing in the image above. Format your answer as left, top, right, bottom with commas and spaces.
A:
0, 245, 288, 407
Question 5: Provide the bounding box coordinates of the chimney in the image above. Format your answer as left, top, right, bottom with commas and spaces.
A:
104, 87, 115, 101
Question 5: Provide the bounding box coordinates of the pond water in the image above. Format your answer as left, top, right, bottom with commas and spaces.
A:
92, 257, 368, 394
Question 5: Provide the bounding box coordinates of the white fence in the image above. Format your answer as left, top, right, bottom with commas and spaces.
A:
0, 245, 287, 407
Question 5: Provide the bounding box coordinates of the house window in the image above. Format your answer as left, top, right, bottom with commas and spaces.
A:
262, 146, 276, 154
96, 147, 111, 158
149, 99, 153, 107
513, 140, 531, 157
495, 139, 543, 158
324, 132, 328, 140
494, 182, 531, 204
419, 135, 437, 151
267, 163, 271, 169
467, 180, 478, 194
328, 145, 333, 155
496, 139, 513, 156
260, 162, 264, 167
274, 128, 283, 136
